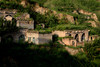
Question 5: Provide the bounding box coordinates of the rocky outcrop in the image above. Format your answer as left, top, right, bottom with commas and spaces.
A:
33, 3, 75, 24
91, 13, 98, 22
20, 1, 99, 26
65, 15, 74, 23
33, 3, 100, 25
20, 0, 28, 7
79, 10, 99, 22
73, 9, 99, 27
65, 47, 83, 55
33, 3, 49, 14
79, 10, 92, 15
54, 13, 75, 23
59, 40, 83, 55
85, 21, 97, 27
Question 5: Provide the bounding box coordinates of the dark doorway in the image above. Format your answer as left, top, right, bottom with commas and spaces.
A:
81, 33, 85, 41
91, 37, 92, 40
75, 34, 79, 42
19, 34, 25, 42
52, 34, 59, 42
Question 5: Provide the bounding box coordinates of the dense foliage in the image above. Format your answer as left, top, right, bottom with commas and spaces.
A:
0, 18, 18, 36
0, 1, 26, 12
84, 38, 100, 66
29, 11, 58, 29
0, 41, 97, 67
27, 0, 47, 6
29, 0, 100, 21
29, 0, 100, 12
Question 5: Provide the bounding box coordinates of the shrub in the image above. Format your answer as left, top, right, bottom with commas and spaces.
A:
84, 38, 100, 61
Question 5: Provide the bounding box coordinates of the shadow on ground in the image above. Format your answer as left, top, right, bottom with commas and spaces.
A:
0, 42, 97, 67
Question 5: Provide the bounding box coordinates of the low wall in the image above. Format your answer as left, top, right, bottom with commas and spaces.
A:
38, 34, 52, 44
52, 31, 66, 37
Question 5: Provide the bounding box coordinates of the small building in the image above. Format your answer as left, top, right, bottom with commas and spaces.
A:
17, 20, 34, 29
52, 30, 89, 42
26, 30, 52, 44
0, 10, 34, 29
1, 29, 52, 45
52, 30, 90, 46
16, 13, 34, 29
